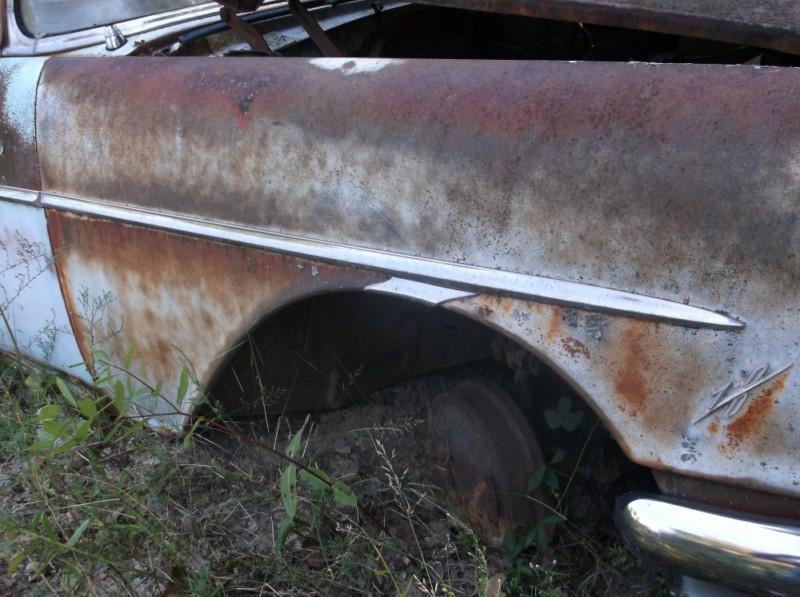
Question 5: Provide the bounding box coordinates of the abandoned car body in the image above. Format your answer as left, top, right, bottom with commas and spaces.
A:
2, 0, 800, 591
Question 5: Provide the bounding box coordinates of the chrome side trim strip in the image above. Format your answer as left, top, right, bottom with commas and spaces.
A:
40, 192, 745, 330
366, 277, 475, 305
616, 493, 800, 593
0, 185, 39, 203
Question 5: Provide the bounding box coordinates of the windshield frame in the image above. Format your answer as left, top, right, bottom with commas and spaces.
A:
3, 0, 227, 55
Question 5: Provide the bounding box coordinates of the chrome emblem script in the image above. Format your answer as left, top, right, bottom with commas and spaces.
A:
695, 363, 793, 424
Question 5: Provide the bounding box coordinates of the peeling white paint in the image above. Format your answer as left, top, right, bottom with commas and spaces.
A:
309, 57, 403, 75
0, 201, 90, 380
0, 58, 47, 145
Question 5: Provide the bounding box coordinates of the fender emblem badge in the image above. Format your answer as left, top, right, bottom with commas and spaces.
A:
694, 363, 793, 424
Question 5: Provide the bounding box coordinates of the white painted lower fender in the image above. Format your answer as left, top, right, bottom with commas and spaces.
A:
0, 199, 89, 380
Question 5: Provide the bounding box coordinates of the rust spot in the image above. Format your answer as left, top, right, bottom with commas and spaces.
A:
725, 373, 788, 449
613, 326, 651, 416
561, 337, 590, 359
707, 420, 719, 434
544, 307, 564, 343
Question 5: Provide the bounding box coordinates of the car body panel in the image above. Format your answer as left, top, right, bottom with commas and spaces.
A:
23, 56, 799, 497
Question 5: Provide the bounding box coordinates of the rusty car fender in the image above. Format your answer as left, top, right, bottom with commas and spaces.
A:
24, 56, 800, 498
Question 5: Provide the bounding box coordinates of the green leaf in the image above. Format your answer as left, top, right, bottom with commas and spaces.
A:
544, 468, 560, 494
287, 425, 304, 459
275, 517, 293, 557
37, 512, 56, 541
66, 518, 91, 548
332, 481, 357, 507
73, 419, 92, 443
563, 411, 584, 432
123, 342, 136, 370
280, 464, 297, 518
55, 378, 77, 408
299, 467, 330, 492
176, 367, 190, 407
535, 524, 550, 552
7, 552, 26, 576
43, 420, 68, 439
543, 409, 560, 430
527, 465, 546, 493
28, 439, 55, 453
544, 397, 583, 431
182, 417, 204, 450
113, 381, 126, 412
541, 514, 564, 527
550, 448, 566, 465
24, 373, 44, 390
38, 404, 62, 420
78, 398, 97, 420
504, 531, 523, 560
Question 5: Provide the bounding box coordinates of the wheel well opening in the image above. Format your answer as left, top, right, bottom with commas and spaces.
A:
205, 292, 652, 474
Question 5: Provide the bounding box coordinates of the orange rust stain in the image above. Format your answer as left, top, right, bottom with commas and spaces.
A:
544, 307, 564, 343
495, 298, 515, 317
725, 373, 787, 449
707, 420, 719, 434
46, 211, 386, 394
561, 337, 590, 359
613, 325, 651, 416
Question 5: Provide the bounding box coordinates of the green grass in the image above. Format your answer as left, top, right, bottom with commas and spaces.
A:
0, 356, 490, 595
0, 354, 666, 596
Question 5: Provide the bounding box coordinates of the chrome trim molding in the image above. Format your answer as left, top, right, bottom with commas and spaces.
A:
616, 493, 800, 592
40, 192, 745, 330
0, 185, 39, 203
366, 277, 476, 305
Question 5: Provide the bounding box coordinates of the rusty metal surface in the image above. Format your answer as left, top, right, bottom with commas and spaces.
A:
428, 377, 547, 548
654, 470, 800, 520
287, 0, 342, 57
0, 57, 45, 189
219, 6, 277, 55
445, 296, 799, 499
35, 57, 800, 496
413, 0, 800, 55
35, 58, 800, 313
46, 210, 386, 427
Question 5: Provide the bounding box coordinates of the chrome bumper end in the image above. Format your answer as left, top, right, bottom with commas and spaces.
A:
615, 493, 800, 593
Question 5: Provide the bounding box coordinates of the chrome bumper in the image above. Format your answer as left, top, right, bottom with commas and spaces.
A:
615, 493, 800, 593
